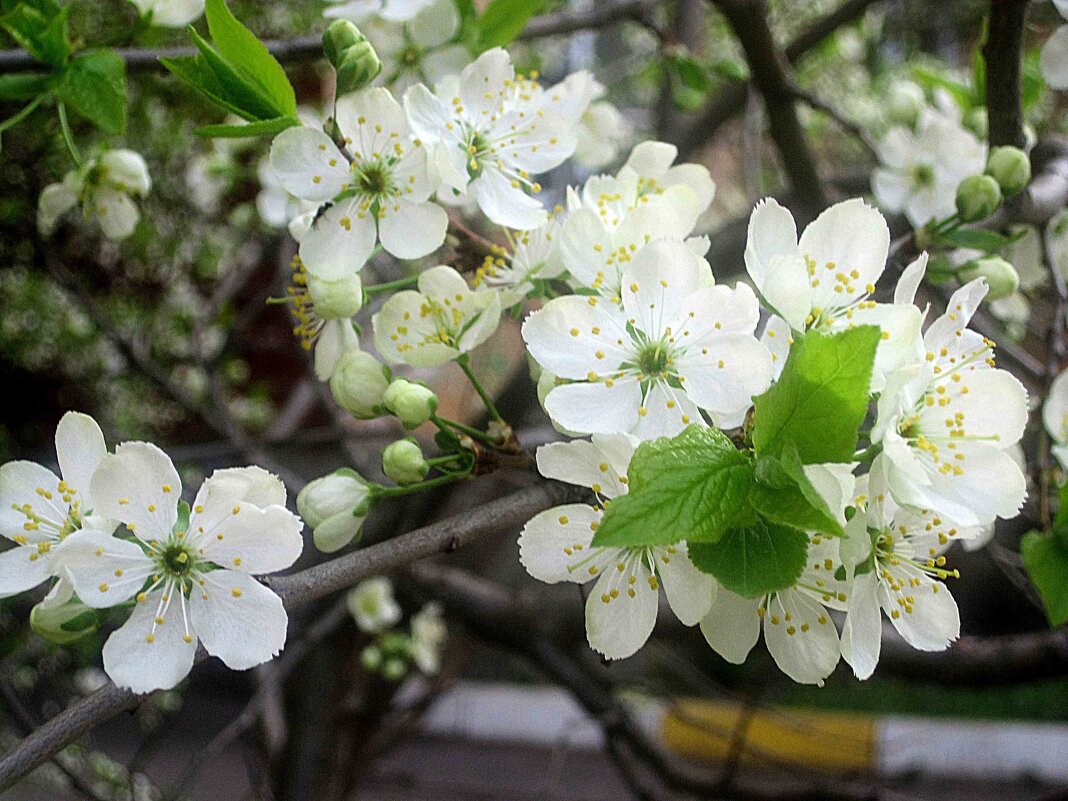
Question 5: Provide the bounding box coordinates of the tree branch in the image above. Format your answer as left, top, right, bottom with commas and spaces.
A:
676, 0, 882, 159
712, 0, 828, 218
0, 481, 582, 791
0, 0, 661, 73
982, 0, 1029, 149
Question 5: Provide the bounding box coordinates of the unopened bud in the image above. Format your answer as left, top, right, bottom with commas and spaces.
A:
963, 107, 988, 140
323, 20, 382, 97
382, 657, 408, 681
297, 470, 373, 552
959, 257, 1019, 301
885, 80, 925, 128
330, 349, 391, 419
382, 438, 429, 485
307, 272, 362, 319
383, 379, 438, 428
955, 174, 1002, 222
361, 645, 383, 671
30, 597, 97, 645
986, 146, 1031, 196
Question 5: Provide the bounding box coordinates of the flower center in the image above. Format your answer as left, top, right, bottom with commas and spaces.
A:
636, 340, 671, 377
159, 541, 197, 577
401, 46, 421, 66
910, 163, 935, 188
357, 163, 391, 195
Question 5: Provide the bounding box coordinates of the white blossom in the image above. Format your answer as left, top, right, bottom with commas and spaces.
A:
574, 102, 631, 170
324, 0, 435, 23
1041, 0, 1068, 89
523, 239, 772, 437
872, 107, 986, 227
474, 212, 565, 306
38, 149, 151, 241
410, 601, 446, 673
871, 279, 1028, 527
404, 48, 576, 229
347, 577, 402, 633
1044, 367, 1068, 470
373, 265, 501, 367
0, 413, 111, 599
128, 0, 204, 27
519, 434, 715, 660
270, 88, 447, 279
57, 447, 303, 693
744, 197, 926, 388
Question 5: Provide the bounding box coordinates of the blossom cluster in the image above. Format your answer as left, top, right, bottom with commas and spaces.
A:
0, 413, 304, 693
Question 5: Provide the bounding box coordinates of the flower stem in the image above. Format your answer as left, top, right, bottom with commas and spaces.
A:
0, 93, 46, 136
456, 354, 503, 422
364, 274, 419, 297
853, 441, 883, 463
431, 414, 496, 445
373, 471, 467, 499
57, 103, 83, 167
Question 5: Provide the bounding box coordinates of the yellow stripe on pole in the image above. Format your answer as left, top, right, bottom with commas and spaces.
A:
662, 699, 876, 773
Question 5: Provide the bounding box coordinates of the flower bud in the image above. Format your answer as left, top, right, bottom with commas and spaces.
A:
330, 349, 391, 418
382, 657, 408, 681
307, 272, 363, 320
955, 174, 1002, 222
382, 438, 429, 485
347, 577, 402, 633
322, 20, 382, 97
297, 470, 373, 553
986, 146, 1031, 196
963, 107, 988, 140
959, 257, 1020, 301
885, 80, 925, 128
383, 379, 439, 428
30, 596, 97, 645
361, 644, 383, 671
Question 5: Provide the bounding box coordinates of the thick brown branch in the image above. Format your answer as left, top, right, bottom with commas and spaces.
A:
982, 0, 1029, 149
0, 481, 579, 791
676, 0, 882, 159
713, 0, 827, 218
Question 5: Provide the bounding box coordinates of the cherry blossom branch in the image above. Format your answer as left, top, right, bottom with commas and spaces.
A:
0, 0, 663, 73
710, 0, 828, 218
0, 480, 581, 791
676, 0, 883, 159
982, 0, 1030, 149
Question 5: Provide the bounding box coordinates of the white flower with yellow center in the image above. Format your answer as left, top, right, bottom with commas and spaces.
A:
871, 279, 1028, 528
872, 108, 986, 227
839, 468, 983, 680
560, 145, 713, 297
519, 434, 715, 660
1043, 367, 1068, 470
474, 212, 565, 307
745, 198, 926, 389
403, 48, 576, 230
38, 149, 152, 241
269, 87, 447, 279
0, 413, 111, 598
282, 254, 364, 380
56, 446, 303, 693
700, 464, 855, 686
372, 265, 501, 368
523, 239, 773, 438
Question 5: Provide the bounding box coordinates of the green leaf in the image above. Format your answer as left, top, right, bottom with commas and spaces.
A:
749, 448, 845, 538
0, 71, 51, 100
1, 3, 69, 67
751, 326, 880, 464
475, 0, 542, 50
196, 115, 297, 137
1054, 482, 1068, 537
190, 29, 283, 121
689, 518, 809, 598
58, 609, 98, 632
54, 50, 126, 134
204, 0, 296, 117
161, 54, 256, 120
1021, 530, 1068, 626
669, 51, 713, 93
591, 425, 755, 548
937, 227, 1022, 253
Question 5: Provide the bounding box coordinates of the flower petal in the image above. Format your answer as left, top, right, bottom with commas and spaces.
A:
190, 569, 288, 670
199, 505, 303, 575
103, 591, 198, 693
584, 553, 659, 659
656, 543, 715, 626
763, 590, 840, 685
91, 442, 181, 539
840, 570, 881, 680
55, 412, 107, 504
268, 127, 348, 202
544, 379, 642, 435
518, 504, 600, 584
53, 528, 153, 608
699, 589, 761, 664
299, 200, 377, 279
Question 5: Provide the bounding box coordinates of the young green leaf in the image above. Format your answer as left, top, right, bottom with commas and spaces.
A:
751, 326, 880, 464
688, 518, 809, 598
204, 0, 296, 117
475, 0, 543, 50
1020, 530, 1068, 627
591, 425, 754, 549
1, 3, 69, 67
190, 29, 282, 121
750, 448, 845, 538
0, 71, 52, 101
196, 115, 297, 138
54, 50, 126, 134
937, 227, 1023, 253
160, 54, 254, 120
